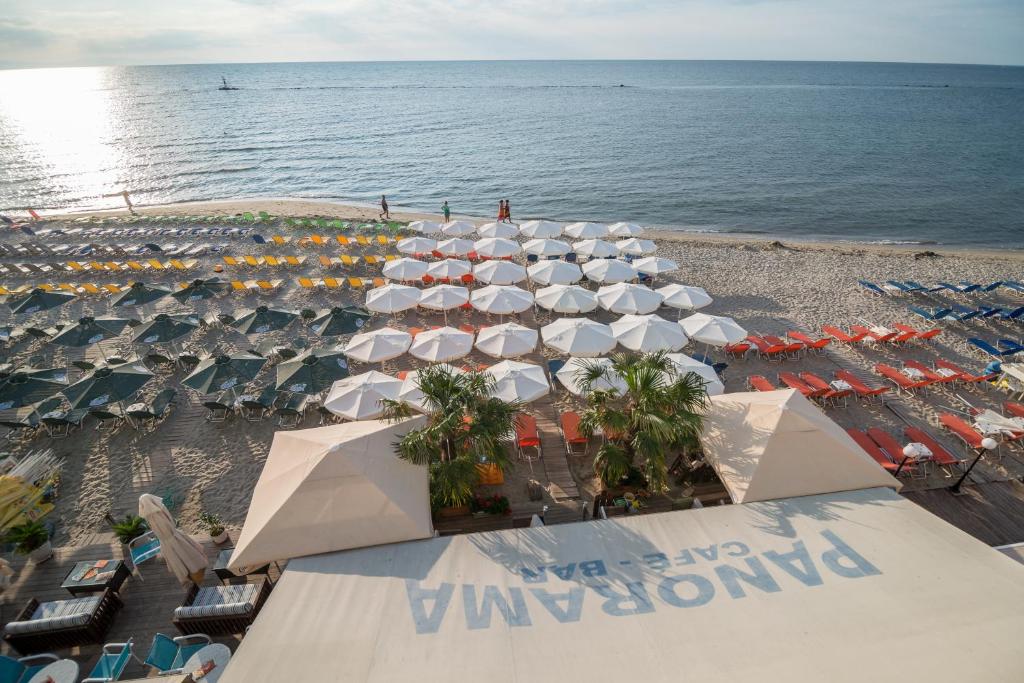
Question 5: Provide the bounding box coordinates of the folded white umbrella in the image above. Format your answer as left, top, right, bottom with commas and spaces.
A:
343, 327, 412, 363
633, 256, 678, 275
581, 258, 637, 284
523, 238, 571, 257
324, 370, 402, 420
399, 364, 465, 413
485, 360, 550, 403
474, 322, 538, 358
470, 285, 534, 314
534, 284, 599, 313
436, 238, 474, 257
365, 283, 421, 313
556, 357, 627, 396
519, 220, 563, 238
573, 239, 619, 259
657, 283, 713, 310
418, 284, 470, 310
408, 326, 474, 362
541, 318, 616, 357
473, 260, 527, 285
426, 259, 472, 280
680, 312, 747, 346
564, 222, 609, 239
477, 222, 519, 239
408, 220, 443, 235
527, 260, 583, 286
609, 222, 645, 237
610, 313, 688, 352
396, 236, 438, 255
382, 257, 428, 282
139, 493, 207, 587
615, 238, 657, 255
665, 353, 725, 395
597, 283, 664, 314
474, 238, 522, 259
441, 220, 476, 236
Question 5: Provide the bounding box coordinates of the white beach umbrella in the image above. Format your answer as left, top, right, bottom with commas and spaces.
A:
573, 239, 619, 259
541, 318, 616, 357
680, 312, 748, 347
343, 327, 412, 363
527, 260, 582, 286
657, 284, 713, 310
473, 260, 527, 285
426, 259, 472, 280
519, 220, 563, 238
615, 238, 657, 255
396, 236, 437, 255
436, 238, 474, 257
441, 220, 476, 237
534, 284, 599, 314
474, 322, 538, 358
564, 222, 609, 239
478, 222, 519, 239
581, 258, 637, 284
609, 222, 645, 237
382, 257, 428, 282
597, 283, 664, 314
610, 314, 688, 352
633, 256, 678, 276
408, 220, 443, 235
556, 357, 627, 396
324, 370, 402, 420
408, 326, 474, 362
418, 285, 470, 319
523, 238, 572, 257
485, 360, 550, 404
470, 285, 534, 315
365, 283, 421, 313
138, 493, 207, 587
399, 365, 466, 413
474, 237, 522, 259
665, 353, 725, 396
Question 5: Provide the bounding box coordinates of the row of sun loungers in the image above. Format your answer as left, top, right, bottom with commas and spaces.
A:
909, 304, 1024, 323
31, 225, 253, 239
748, 370, 884, 406
859, 280, 1024, 296
847, 426, 962, 477
874, 360, 996, 394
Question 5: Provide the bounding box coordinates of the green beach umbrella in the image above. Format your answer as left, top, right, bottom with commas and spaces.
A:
182, 352, 267, 394
7, 288, 76, 315
230, 306, 298, 335
133, 313, 201, 345
309, 306, 372, 337
0, 367, 69, 410
275, 347, 350, 395
113, 282, 172, 308
172, 278, 230, 303
62, 361, 154, 410
51, 316, 131, 348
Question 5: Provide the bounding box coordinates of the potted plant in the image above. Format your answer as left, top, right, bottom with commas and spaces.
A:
110, 514, 148, 545
199, 512, 229, 544
470, 494, 511, 516
5, 520, 52, 563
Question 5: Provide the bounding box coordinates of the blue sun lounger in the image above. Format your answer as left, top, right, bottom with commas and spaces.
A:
956, 282, 982, 294
909, 306, 953, 322
858, 281, 887, 296
998, 339, 1024, 354
949, 305, 981, 322
885, 280, 915, 293
1000, 306, 1024, 321
980, 281, 1004, 292
968, 338, 1020, 358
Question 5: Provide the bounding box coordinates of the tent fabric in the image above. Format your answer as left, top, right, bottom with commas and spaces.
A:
699, 389, 900, 503
220, 486, 1024, 683
138, 493, 207, 586
227, 417, 432, 571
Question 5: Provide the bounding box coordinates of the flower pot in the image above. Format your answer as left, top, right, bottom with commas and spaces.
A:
211, 530, 229, 544
28, 540, 53, 564
437, 505, 470, 518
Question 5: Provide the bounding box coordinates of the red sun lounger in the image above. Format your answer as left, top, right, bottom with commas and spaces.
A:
559, 411, 589, 455
747, 375, 776, 392
938, 413, 985, 450
724, 342, 751, 359
904, 359, 958, 384
787, 331, 831, 352
935, 359, 997, 383
834, 370, 889, 401
851, 324, 899, 343
800, 371, 851, 405
746, 335, 788, 360
846, 428, 899, 473
875, 363, 931, 394
822, 325, 869, 344
903, 426, 962, 470
778, 371, 819, 397
1005, 402, 1024, 419
893, 323, 941, 341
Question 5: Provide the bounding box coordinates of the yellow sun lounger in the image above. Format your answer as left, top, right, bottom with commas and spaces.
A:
244, 255, 261, 267
336, 235, 351, 246
298, 277, 318, 290
322, 277, 342, 289
340, 255, 360, 267
271, 235, 289, 245
256, 279, 280, 292
169, 259, 190, 270
376, 235, 390, 246
318, 255, 334, 268
102, 283, 122, 294
231, 280, 248, 292
66, 261, 86, 271
223, 256, 241, 267
311, 235, 326, 246
383, 254, 398, 262
89, 261, 106, 271
284, 256, 304, 266
125, 261, 146, 271
58, 283, 78, 294
105, 261, 122, 272
147, 259, 165, 270
79, 283, 102, 295
263, 255, 281, 267
347, 277, 365, 289
363, 255, 381, 266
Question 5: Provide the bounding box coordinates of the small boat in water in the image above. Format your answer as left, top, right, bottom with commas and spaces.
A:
218, 77, 239, 91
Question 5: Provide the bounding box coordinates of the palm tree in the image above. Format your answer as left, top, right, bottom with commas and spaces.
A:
576, 351, 708, 493
381, 365, 521, 509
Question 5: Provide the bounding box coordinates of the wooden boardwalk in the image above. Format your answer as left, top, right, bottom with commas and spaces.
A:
903, 480, 1024, 547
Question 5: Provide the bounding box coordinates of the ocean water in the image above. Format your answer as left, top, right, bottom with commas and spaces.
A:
1, 60, 1022, 247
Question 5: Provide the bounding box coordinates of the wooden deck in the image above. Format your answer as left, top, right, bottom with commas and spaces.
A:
903, 480, 1024, 547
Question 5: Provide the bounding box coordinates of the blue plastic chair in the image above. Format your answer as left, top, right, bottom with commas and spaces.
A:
128, 531, 161, 577
546, 358, 566, 381
525, 254, 539, 265
82, 639, 133, 683
0, 654, 60, 683
564, 252, 577, 263
142, 633, 212, 675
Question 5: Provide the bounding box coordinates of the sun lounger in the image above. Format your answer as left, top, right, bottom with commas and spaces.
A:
903, 426, 962, 472
173, 577, 272, 636
276, 394, 308, 428
865, 428, 916, 475
559, 411, 588, 455
968, 338, 1020, 358
89, 405, 125, 431
884, 280, 917, 293
799, 371, 850, 406
874, 363, 930, 394
723, 341, 751, 358
786, 331, 830, 352
934, 359, 995, 384
3, 589, 123, 654
777, 372, 819, 398
851, 325, 898, 343
903, 360, 958, 384
938, 413, 987, 451
82, 638, 134, 683
514, 413, 541, 462
242, 385, 279, 422
41, 409, 87, 438
858, 280, 887, 296
203, 393, 235, 422
892, 323, 941, 342
127, 388, 177, 426
821, 325, 868, 344
846, 428, 900, 473
908, 306, 953, 323
747, 336, 788, 361
998, 339, 1024, 354
747, 375, 776, 392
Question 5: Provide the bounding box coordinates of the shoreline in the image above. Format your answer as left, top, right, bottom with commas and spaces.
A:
38, 196, 1024, 261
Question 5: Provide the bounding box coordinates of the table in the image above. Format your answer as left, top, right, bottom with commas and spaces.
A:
60, 559, 131, 596
830, 379, 852, 392
184, 643, 232, 683
935, 367, 959, 378
28, 659, 79, 683
902, 366, 925, 380
212, 548, 274, 584
1001, 363, 1024, 383
903, 442, 933, 461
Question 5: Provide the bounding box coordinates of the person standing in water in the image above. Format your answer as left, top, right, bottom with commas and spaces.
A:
442, 200, 450, 222
379, 195, 389, 220
503, 199, 512, 223
497, 199, 505, 222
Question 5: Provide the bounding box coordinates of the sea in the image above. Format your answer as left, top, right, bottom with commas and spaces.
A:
1, 60, 1022, 248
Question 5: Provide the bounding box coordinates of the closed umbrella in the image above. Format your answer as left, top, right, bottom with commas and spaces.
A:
7, 288, 76, 315
485, 361, 549, 404
324, 371, 402, 420
523, 238, 571, 258
597, 283, 664, 314
478, 222, 518, 238
0, 368, 68, 410
382, 257, 428, 282
556, 357, 627, 396
426, 259, 472, 280
276, 348, 350, 394
657, 284, 713, 312
172, 278, 229, 303
408, 326, 474, 362
133, 313, 200, 344
519, 220, 562, 238
582, 258, 637, 284
407, 220, 443, 235
610, 314, 688, 352
541, 318, 615, 357
474, 238, 521, 259
112, 282, 171, 308
396, 236, 437, 255
63, 361, 154, 409
475, 322, 538, 358
309, 306, 372, 336
527, 260, 582, 286
472, 260, 527, 285
564, 222, 608, 239
231, 306, 298, 335
470, 285, 534, 315
436, 238, 474, 257
182, 352, 266, 394
51, 316, 131, 348
442, 220, 476, 237
399, 365, 465, 413
344, 327, 412, 362
680, 312, 747, 347
138, 493, 207, 587
573, 239, 619, 259
418, 285, 469, 324
609, 222, 645, 237
633, 256, 678, 276
616, 238, 657, 255
366, 284, 420, 314
665, 353, 725, 396
534, 284, 598, 314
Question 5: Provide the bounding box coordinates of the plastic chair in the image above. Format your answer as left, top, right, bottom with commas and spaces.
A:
0, 653, 60, 683
82, 639, 133, 682
142, 633, 211, 675
128, 531, 161, 576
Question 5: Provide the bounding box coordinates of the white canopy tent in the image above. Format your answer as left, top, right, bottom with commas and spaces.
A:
441, 220, 476, 237
470, 285, 534, 315
610, 314, 688, 352
573, 239, 619, 259
419, 284, 470, 311
564, 221, 608, 239
615, 238, 656, 255
657, 283, 712, 311
523, 238, 571, 257
665, 352, 725, 395
680, 312, 747, 346
474, 238, 522, 259
608, 221, 644, 237
426, 259, 472, 280
436, 238, 475, 257
365, 283, 421, 314
407, 220, 443, 234
632, 256, 678, 275
596, 283, 664, 314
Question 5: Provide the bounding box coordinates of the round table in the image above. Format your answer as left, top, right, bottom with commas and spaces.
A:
28, 660, 79, 683
184, 643, 233, 682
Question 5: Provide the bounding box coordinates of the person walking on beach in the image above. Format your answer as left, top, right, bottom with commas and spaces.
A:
497, 199, 506, 222
379, 195, 389, 220
503, 199, 512, 223
442, 200, 450, 222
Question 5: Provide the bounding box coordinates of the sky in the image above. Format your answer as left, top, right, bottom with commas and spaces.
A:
1, 0, 1022, 69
